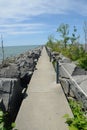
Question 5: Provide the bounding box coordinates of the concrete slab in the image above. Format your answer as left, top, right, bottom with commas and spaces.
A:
15, 47, 72, 130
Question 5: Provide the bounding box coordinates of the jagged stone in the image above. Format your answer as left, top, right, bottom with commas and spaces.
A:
0, 64, 20, 78
59, 57, 71, 63
72, 66, 87, 76
73, 75, 87, 85
0, 78, 22, 111
0, 47, 42, 122
59, 63, 76, 78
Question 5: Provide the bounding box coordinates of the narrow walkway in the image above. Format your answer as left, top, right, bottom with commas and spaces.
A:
15, 47, 72, 130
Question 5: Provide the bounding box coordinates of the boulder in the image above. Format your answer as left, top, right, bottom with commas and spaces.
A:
72, 66, 87, 76
0, 47, 42, 121
0, 78, 22, 111
59, 57, 71, 63
0, 64, 20, 78
59, 63, 76, 78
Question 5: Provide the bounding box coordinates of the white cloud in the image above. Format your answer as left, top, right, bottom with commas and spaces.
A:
0, 0, 86, 22
0, 23, 47, 35
0, 0, 86, 36
0, 23, 45, 28
10, 30, 44, 35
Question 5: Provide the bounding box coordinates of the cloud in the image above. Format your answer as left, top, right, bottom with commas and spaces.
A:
69, 0, 87, 16
0, 0, 69, 21
0, 0, 86, 37
10, 31, 44, 35
0, 23, 45, 28
0, 0, 86, 23
0, 23, 47, 35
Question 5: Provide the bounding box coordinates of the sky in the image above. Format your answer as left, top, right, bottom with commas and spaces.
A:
0, 0, 87, 46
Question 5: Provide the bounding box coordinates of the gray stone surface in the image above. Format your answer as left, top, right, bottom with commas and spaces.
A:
47, 47, 87, 109
59, 63, 76, 79
15, 47, 72, 130
60, 63, 87, 109
0, 78, 22, 112
80, 80, 87, 94
59, 57, 71, 63
0, 47, 42, 79
61, 63, 76, 75
72, 66, 87, 76
0, 47, 42, 121
73, 75, 87, 85
0, 64, 20, 78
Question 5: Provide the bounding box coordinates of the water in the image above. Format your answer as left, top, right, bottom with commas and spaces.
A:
0, 45, 39, 61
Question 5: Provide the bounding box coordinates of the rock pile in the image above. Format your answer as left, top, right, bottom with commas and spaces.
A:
0, 47, 42, 121
46, 46, 87, 110
58, 55, 87, 109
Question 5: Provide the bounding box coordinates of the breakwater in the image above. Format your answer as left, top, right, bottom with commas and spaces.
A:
46, 46, 87, 110
0, 46, 42, 122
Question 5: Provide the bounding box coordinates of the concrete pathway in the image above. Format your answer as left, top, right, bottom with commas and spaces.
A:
15, 47, 72, 130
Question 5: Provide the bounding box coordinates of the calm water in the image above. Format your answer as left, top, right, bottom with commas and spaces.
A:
0, 45, 39, 61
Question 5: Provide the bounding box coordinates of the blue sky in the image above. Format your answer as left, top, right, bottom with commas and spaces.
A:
0, 0, 87, 46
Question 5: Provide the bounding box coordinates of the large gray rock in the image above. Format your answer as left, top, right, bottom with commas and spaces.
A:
59, 63, 76, 78
59, 55, 71, 63
0, 48, 42, 79
73, 75, 87, 96
73, 75, 87, 85
0, 47, 42, 121
60, 63, 87, 109
0, 78, 22, 111
72, 66, 87, 76
0, 64, 20, 78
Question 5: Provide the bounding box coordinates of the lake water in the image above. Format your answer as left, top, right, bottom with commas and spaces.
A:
0, 45, 39, 61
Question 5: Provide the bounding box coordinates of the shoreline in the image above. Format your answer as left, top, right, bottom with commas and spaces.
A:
0, 45, 41, 62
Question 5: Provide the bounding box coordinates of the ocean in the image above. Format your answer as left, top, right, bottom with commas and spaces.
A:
0, 45, 39, 61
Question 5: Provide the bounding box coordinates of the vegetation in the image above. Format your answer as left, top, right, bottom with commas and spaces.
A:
78, 54, 87, 70
57, 23, 69, 48
70, 26, 80, 45
64, 99, 87, 130
46, 23, 87, 70
0, 110, 17, 130
46, 35, 62, 52
46, 23, 87, 129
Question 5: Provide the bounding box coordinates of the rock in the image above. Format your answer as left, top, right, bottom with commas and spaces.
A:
0, 78, 22, 111
60, 62, 87, 110
0, 47, 42, 121
73, 75, 87, 95
59, 63, 76, 78
0, 64, 20, 78
20, 71, 33, 88
0, 48, 42, 79
59, 57, 71, 63
73, 75, 87, 85
72, 66, 87, 76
